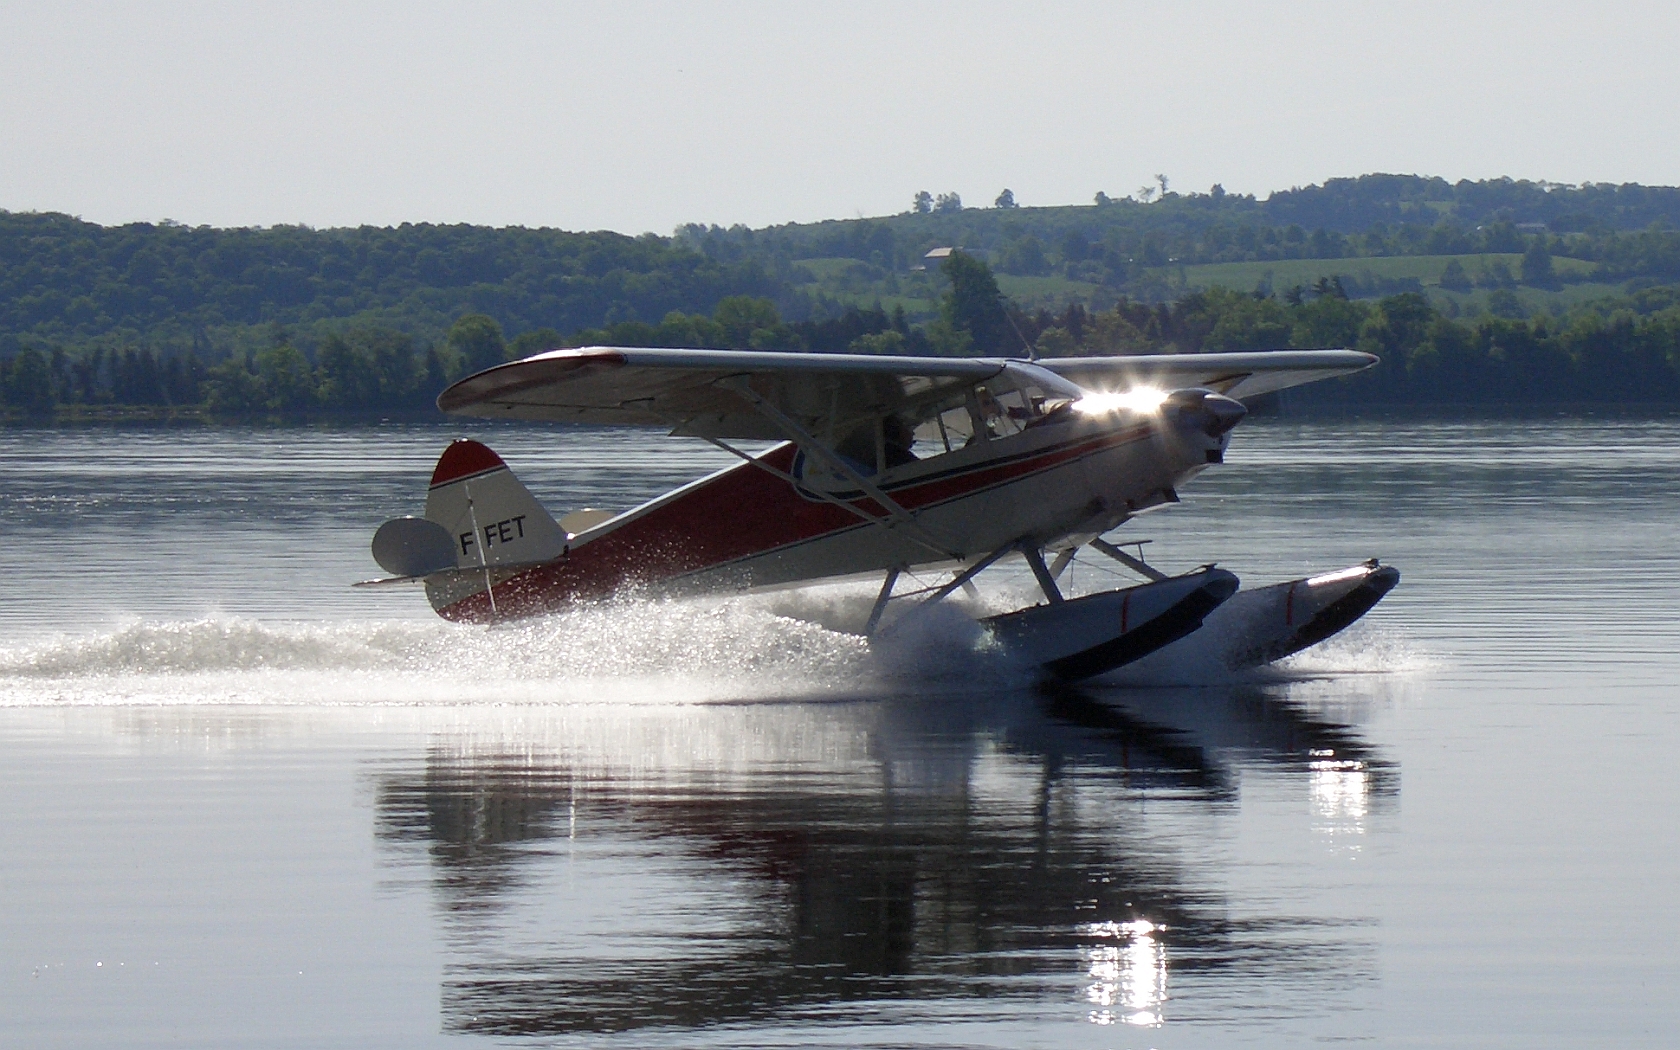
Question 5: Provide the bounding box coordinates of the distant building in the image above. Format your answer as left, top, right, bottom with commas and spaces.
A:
916, 247, 957, 271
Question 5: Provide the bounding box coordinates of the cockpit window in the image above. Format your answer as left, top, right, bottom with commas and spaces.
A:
913, 393, 977, 453
908, 378, 1073, 454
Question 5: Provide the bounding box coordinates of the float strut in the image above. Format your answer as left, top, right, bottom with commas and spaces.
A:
922, 541, 1017, 607
1021, 544, 1064, 604
1048, 548, 1076, 581
864, 567, 901, 636
1089, 537, 1168, 582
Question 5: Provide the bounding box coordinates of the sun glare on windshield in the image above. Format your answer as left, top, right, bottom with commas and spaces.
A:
1074, 386, 1169, 416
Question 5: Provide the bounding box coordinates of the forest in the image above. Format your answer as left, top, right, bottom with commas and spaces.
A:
4, 174, 1680, 416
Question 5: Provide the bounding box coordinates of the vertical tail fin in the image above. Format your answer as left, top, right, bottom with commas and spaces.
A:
363, 439, 567, 621
424, 439, 568, 571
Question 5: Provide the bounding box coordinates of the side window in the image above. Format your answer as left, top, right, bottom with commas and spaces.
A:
914, 399, 977, 454
975, 386, 1025, 439
991, 384, 1074, 432
996, 385, 1046, 423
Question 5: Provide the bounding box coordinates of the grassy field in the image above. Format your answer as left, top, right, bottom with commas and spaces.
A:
800, 287, 937, 317
794, 258, 878, 282
1427, 282, 1629, 315
995, 274, 1107, 311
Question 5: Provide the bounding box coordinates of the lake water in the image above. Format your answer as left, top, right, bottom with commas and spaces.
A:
1, 412, 1676, 1048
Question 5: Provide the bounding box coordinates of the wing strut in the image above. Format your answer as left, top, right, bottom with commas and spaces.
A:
691, 432, 957, 562
716, 376, 960, 559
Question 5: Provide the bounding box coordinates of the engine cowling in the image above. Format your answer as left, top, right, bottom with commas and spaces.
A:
1163, 387, 1247, 462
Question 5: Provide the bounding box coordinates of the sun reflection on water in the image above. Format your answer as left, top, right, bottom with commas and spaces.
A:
1081, 918, 1167, 1027
1309, 749, 1370, 846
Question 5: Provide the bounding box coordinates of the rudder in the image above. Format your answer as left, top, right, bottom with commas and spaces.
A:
424, 439, 568, 571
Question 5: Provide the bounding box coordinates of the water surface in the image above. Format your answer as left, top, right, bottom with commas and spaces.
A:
2, 413, 1676, 1048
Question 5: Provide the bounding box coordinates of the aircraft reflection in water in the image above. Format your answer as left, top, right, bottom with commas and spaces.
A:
373, 688, 1393, 1037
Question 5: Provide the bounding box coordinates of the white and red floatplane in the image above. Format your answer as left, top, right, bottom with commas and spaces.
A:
359, 346, 1398, 682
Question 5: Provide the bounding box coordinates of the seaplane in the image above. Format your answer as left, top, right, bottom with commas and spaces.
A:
359, 345, 1399, 682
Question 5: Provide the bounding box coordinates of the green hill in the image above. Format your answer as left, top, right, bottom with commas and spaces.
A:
6, 174, 1680, 415
0, 211, 783, 356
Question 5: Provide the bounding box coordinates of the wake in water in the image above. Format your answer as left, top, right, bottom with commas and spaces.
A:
0, 584, 1424, 707
0, 588, 1035, 707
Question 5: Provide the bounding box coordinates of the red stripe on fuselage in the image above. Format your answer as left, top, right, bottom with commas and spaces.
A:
436, 423, 1151, 622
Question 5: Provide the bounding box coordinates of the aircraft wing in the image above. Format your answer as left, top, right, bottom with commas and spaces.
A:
436, 346, 1376, 439
1039, 349, 1377, 402
438, 346, 1006, 440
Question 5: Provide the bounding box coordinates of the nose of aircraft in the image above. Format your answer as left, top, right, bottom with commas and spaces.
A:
1165, 388, 1248, 437
1200, 393, 1247, 436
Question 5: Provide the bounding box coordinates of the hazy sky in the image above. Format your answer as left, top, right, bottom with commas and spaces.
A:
3, 1, 1676, 234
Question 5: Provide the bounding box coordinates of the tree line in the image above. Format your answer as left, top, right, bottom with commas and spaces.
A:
938, 252, 1680, 402
6, 253, 1677, 415
1013, 280, 1680, 404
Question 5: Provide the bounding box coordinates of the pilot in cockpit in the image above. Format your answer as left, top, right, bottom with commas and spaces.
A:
883, 415, 918, 468
968, 387, 1007, 444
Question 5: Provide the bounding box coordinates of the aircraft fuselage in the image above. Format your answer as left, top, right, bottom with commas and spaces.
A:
425, 402, 1229, 624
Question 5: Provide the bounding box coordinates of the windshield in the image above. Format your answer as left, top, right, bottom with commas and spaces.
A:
909, 375, 1075, 454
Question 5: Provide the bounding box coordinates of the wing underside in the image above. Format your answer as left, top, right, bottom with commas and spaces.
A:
437, 347, 1005, 440
1039, 349, 1376, 401
436, 346, 1376, 437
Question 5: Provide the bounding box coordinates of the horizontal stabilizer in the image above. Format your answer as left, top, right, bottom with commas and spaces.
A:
353, 559, 560, 590
371, 517, 457, 577
351, 574, 427, 589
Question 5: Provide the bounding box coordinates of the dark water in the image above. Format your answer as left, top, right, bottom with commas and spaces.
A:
1, 414, 1676, 1048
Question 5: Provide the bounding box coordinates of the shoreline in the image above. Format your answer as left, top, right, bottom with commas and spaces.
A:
1, 405, 448, 426
7, 401, 1679, 428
